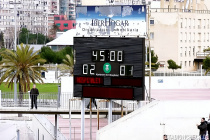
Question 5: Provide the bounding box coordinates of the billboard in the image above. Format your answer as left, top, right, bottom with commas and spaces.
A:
76, 5, 146, 36
74, 37, 145, 100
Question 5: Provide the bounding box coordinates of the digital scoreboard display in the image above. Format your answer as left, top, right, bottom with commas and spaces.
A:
74, 37, 145, 100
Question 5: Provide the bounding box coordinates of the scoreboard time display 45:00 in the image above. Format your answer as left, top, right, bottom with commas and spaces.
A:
74, 37, 145, 100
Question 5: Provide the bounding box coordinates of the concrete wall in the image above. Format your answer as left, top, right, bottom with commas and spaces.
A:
32, 115, 55, 140
97, 100, 210, 140
61, 76, 73, 93
145, 76, 210, 89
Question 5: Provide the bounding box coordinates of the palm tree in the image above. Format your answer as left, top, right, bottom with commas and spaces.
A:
0, 44, 46, 102
58, 53, 74, 76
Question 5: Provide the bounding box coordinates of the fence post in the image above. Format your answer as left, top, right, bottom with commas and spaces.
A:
28, 91, 30, 109
0, 90, 1, 108
57, 86, 61, 108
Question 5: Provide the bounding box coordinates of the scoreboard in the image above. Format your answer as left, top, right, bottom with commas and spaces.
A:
73, 37, 145, 100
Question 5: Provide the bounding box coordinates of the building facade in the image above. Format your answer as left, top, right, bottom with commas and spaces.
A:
149, 0, 210, 72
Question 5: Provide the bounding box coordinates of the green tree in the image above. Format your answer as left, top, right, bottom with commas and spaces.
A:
167, 59, 181, 72
58, 48, 74, 76
204, 48, 210, 52
39, 46, 56, 63
0, 32, 4, 48
0, 48, 6, 61
146, 49, 160, 70
203, 56, 210, 75
19, 28, 50, 44
0, 44, 46, 98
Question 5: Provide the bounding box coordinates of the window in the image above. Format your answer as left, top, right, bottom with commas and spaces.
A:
185, 18, 187, 28
63, 29, 68, 31
54, 17, 60, 20
180, 61, 182, 67
189, 18, 191, 28
150, 32, 154, 39
189, 47, 191, 56
198, 19, 201, 29
193, 33, 195, 42
150, 19, 154, 25
56, 23, 60, 27
63, 23, 68, 27
180, 47, 182, 57
180, 18, 183, 28
180, 32, 183, 42
185, 47, 187, 57
185, 32, 187, 42
189, 61, 191, 67
185, 61, 187, 67
204, 19, 206, 29
204, 33, 206, 42
189, 32, 191, 42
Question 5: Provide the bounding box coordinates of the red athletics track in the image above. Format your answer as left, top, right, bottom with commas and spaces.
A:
151, 89, 210, 100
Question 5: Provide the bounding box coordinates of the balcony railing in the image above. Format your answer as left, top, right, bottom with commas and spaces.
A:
196, 52, 210, 57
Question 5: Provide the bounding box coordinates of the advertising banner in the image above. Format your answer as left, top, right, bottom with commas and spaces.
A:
76, 5, 146, 36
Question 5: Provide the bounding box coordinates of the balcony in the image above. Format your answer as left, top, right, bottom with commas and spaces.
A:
194, 51, 210, 62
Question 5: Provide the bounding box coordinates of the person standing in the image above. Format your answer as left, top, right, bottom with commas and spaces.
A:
207, 115, 210, 140
30, 84, 39, 109
86, 98, 97, 109
197, 117, 207, 140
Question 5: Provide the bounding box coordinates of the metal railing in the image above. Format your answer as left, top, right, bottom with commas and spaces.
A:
150, 8, 210, 14
196, 52, 210, 57
0, 92, 143, 111
152, 71, 210, 76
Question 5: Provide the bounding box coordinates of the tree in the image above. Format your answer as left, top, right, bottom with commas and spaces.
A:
203, 56, 210, 75
204, 47, 210, 52
39, 46, 56, 63
49, 23, 60, 39
0, 32, 4, 48
58, 48, 74, 76
146, 49, 160, 70
0, 44, 46, 102
19, 28, 50, 44
167, 59, 181, 72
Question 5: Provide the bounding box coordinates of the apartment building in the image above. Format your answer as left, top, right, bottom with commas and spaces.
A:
150, 0, 210, 71
0, 0, 50, 49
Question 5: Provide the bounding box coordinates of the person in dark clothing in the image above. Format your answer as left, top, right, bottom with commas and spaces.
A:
30, 84, 39, 109
86, 98, 97, 109
207, 115, 210, 140
197, 117, 207, 140
163, 134, 168, 140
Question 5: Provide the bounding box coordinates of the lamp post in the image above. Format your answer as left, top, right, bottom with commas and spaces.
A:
147, 5, 152, 102
9, 0, 21, 106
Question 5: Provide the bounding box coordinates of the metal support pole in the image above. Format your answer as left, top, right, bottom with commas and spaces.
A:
137, 101, 141, 109
97, 100, 99, 130
108, 100, 112, 124
57, 85, 61, 108
16, 129, 20, 140
0, 90, 1, 108
55, 114, 58, 140
90, 98, 92, 140
81, 98, 85, 140
201, 65, 203, 76
121, 100, 123, 117
148, 5, 152, 102
28, 91, 30, 109
69, 99, 71, 140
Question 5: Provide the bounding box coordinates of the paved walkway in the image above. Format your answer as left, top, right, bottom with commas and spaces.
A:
151, 89, 210, 100
46, 115, 108, 140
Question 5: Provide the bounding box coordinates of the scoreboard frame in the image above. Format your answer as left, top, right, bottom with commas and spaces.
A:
73, 37, 145, 101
